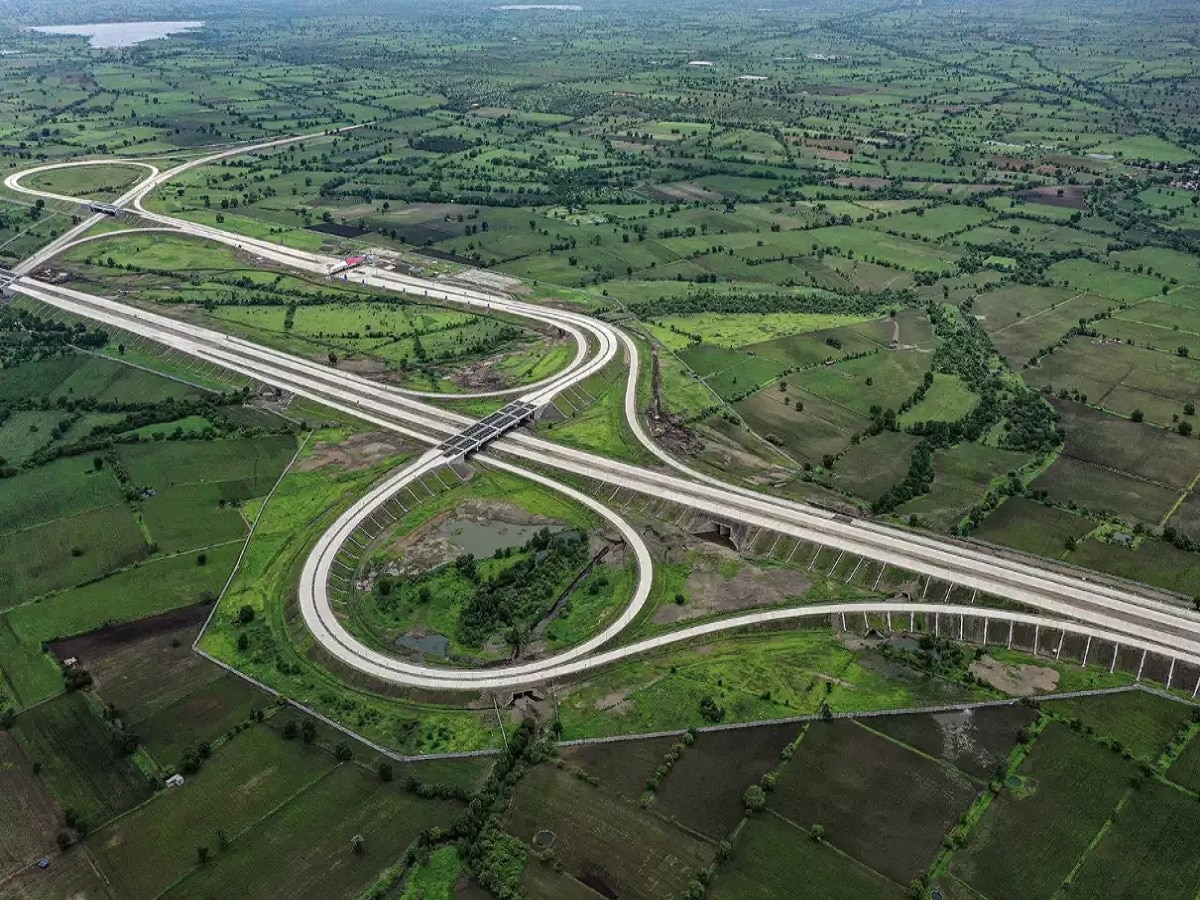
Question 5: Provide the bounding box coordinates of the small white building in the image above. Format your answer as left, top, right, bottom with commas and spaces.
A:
165, 774, 185, 788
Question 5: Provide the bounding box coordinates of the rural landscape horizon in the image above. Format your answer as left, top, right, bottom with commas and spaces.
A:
1, 0, 1199, 897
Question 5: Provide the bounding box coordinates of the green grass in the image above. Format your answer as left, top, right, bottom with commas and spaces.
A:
92, 725, 336, 900
558, 630, 988, 740
1045, 690, 1193, 761
0, 503, 150, 604
139, 483, 249, 552
158, 761, 460, 900
0, 457, 124, 534
399, 846, 465, 900
898, 374, 978, 426
117, 435, 298, 494
972, 498, 1094, 560
1066, 780, 1200, 900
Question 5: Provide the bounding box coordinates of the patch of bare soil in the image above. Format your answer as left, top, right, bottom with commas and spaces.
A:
1018, 184, 1088, 209
968, 654, 1060, 696
296, 430, 412, 472
653, 546, 812, 624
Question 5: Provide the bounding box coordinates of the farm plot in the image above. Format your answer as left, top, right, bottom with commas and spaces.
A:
677, 344, 784, 399
1166, 729, 1200, 792
133, 674, 268, 766
734, 387, 868, 465
988, 293, 1116, 365
139, 483, 249, 552
157, 764, 461, 900
92, 726, 336, 900
1066, 535, 1200, 597
831, 431, 921, 502
868, 705, 1037, 780
652, 721, 802, 838
768, 719, 978, 884
505, 764, 713, 900
1067, 780, 1200, 900
0, 732, 61, 880
12, 692, 154, 829
974, 285, 1083, 332
751, 322, 890, 369
972, 498, 1094, 560
710, 814, 905, 900
793, 350, 931, 418
1045, 259, 1165, 302
899, 445, 1032, 532
51, 356, 204, 404
559, 735, 680, 803
1045, 689, 1192, 762
807, 226, 963, 273
0, 458, 123, 534
0, 504, 149, 605
898, 374, 978, 426
1027, 339, 1200, 426
1049, 398, 1200, 489
1029, 457, 1179, 526
48, 603, 220, 721
117, 435, 297, 495
950, 723, 1134, 900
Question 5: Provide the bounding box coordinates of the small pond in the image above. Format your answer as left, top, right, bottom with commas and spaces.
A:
393, 632, 450, 658
434, 518, 560, 559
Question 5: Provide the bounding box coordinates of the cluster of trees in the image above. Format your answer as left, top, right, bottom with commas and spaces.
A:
629, 288, 907, 320
457, 529, 590, 648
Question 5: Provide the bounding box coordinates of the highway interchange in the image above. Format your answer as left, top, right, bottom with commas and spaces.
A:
8, 132, 1200, 693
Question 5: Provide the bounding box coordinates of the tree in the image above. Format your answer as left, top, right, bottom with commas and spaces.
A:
351, 835, 365, 855
811, 824, 826, 842
283, 721, 298, 740
328, 351, 338, 367
1187, 402, 1196, 416
237, 632, 249, 652
378, 762, 393, 782
237, 605, 255, 624
743, 784, 767, 812
1180, 421, 1193, 437
197, 846, 209, 864
335, 742, 352, 761
197, 552, 207, 566
301, 719, 316, 744
1180, 346, 1190, 358
1131, 409, 1144, 422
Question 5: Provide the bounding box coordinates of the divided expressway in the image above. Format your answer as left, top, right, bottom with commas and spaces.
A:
8, 134, 1200, 694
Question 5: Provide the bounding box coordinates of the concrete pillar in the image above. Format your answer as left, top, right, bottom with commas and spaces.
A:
1110, 644, 1119, 674
1007, 620, 1014, 649
1136, 649, 1147, 681
1055, 633, 1064, 660
959, 615, 964, 641
840, 611, 847, 631
1032, 624, 1039, 656
1167, 658, 1176, 690
1082, 635, 1091, 666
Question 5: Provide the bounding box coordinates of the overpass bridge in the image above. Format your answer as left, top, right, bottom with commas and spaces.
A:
437, 399, 538, 460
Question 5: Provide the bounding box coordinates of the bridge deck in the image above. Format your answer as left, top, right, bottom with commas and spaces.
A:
437, 400, 537, 458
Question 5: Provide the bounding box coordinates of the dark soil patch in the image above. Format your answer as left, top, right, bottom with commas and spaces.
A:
306, 222, 368, 238
867, 705, 1037, 780
653, 721, 803, 838
48, 601, 210, 663
770, 719, 979, 884
559, 735, 679, 801
1017, 184, 1088, 209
